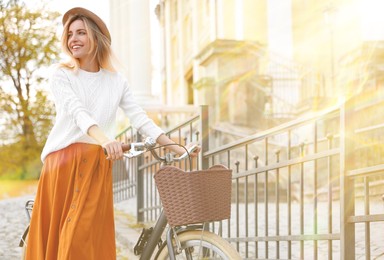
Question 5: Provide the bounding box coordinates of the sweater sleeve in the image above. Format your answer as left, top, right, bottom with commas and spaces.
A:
119, 79, 164, 140
50, 67, 98, 134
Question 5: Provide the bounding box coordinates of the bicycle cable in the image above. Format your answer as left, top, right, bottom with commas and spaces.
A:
149, 143, 193, 171
197, 222, 207, 259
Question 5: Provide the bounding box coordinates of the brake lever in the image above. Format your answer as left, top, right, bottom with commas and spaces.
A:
124, 149, 145, 158
124, 142, 146, 158
176, 144, 199, 161
124, 137, 156, 158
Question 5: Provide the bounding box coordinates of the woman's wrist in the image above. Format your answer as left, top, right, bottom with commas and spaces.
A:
88, 125, 110, 144
156, 134, 185, 155
173, 145, 187, 156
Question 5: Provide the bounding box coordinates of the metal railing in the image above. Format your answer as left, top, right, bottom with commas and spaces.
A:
112, 100, 384, 259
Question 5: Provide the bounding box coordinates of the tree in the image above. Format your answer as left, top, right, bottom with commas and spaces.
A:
0, 0, 60, 178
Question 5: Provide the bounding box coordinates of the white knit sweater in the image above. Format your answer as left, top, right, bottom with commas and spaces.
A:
41, 65, 164, 162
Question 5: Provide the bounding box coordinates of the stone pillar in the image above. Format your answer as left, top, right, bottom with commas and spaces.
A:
110, 0, 157, 106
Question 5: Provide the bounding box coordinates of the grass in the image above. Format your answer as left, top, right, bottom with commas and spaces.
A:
0, 180, 38, 200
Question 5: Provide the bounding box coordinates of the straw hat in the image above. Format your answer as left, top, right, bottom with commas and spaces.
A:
62, 7, 111, 43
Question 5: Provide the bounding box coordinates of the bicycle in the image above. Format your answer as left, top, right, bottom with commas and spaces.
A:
19, 199, 33, 259
19, 137, 241, 259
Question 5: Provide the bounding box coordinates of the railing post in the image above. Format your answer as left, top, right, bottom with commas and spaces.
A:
340, 98, 355, 259
136, 132, 144, 223
199, 105, 210, 256
199, 105, 209, 170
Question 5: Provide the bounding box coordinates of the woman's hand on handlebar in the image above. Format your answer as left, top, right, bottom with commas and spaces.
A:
102, 140, 123, 161
184, 142, 200, 157
156, 133, 200, 158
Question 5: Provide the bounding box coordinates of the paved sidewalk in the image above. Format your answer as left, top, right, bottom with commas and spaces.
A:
114, 198, 142, 260
0, 195, 31, 260
4, 195, 383, 259
0, 195, 144, 260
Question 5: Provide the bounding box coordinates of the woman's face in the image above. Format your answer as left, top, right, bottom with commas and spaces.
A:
67, 19, 93, 65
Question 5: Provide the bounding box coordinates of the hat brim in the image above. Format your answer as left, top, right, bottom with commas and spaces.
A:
62, 7, 111, 43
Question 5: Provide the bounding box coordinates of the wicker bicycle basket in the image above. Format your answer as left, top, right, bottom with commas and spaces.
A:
154, 164, 232, 227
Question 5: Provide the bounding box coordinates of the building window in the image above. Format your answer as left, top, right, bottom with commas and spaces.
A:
186, 74, 194, 104
183, 15, 192, 51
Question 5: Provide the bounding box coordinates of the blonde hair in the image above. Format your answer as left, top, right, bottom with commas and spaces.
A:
60, 15, 115, 72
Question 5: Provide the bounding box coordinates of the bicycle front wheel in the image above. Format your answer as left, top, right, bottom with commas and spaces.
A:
155, 230, 241, 260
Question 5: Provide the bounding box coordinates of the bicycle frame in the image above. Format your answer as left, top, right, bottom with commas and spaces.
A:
138, 209, 205, 260
139, 210, 168, 259
19, 200, 34, 247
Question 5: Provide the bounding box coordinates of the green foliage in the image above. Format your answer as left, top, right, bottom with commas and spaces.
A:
0, 142, 42, 179
0, 0, 60, 179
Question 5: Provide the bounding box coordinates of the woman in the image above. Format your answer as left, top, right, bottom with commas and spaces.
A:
25, 7, 198, 260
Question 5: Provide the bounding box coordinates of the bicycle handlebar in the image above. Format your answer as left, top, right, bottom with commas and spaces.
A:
103, 143, 131, 154
121, 144, 132, 152
123, 137, 198, 165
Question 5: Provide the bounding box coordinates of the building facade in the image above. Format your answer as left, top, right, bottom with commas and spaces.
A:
156, 0, 270, 131
109, 0, 384, 133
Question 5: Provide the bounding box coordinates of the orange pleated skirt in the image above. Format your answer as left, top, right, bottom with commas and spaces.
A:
25, 143, 116, 260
